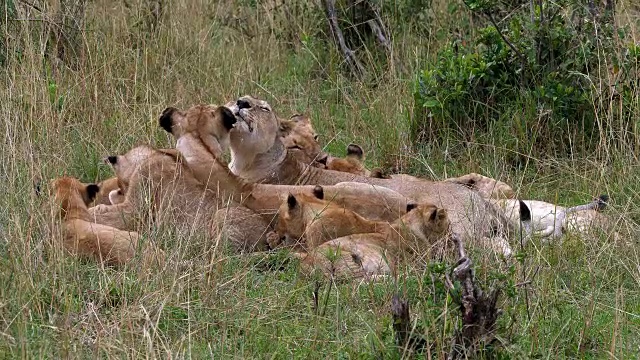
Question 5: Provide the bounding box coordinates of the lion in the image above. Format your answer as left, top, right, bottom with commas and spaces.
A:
444, 173, 516, 200
158, 103, 278, 252
272, 185, 398, 250
159, 104, 236, 159
51, 176, 163, 266
89, 144, 270, 253
317, 144, 372, 176
293, 200, 451, 279
162, 105, 412, 224
279, 114, 326, 167
89, 176, 121, 206
226, 96, 516, 257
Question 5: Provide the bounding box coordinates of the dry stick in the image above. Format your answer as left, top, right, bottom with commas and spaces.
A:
322, 0, 365, 77
446, 234, 502, 359
391, 294, 426, 355
391, 295, 411, 352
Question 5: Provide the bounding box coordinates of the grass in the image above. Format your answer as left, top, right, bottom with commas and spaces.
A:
1, 0, 639, 358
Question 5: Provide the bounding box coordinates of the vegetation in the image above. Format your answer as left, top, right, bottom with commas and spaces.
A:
1, 0, 638, 358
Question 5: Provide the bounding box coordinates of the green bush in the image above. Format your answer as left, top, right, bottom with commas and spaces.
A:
412, 0, 639, 156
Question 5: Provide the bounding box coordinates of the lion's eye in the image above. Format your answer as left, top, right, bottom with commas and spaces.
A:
259, 106, 271, 112
313, 134, 319, 141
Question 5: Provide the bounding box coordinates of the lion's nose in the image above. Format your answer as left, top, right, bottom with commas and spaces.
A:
237, 98, 251, 110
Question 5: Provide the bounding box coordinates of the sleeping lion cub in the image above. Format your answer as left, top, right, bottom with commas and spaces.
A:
275, 186, 451, 279
52, 176, 163, 266
272, 185, 398, 250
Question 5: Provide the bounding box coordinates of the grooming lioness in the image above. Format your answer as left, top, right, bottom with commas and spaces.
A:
227, 96, 515, 257
160, 103, 412, 224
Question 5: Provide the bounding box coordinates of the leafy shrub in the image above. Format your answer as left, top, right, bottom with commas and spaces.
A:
412, 0, 639, 156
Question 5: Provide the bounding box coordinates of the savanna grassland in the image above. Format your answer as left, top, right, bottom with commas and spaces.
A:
1, 0, 639, 358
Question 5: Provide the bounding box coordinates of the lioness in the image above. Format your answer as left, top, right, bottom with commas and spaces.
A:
294, 200, 451, 279
161, 104, 412, 224
443, 173, 616, 241
273, 185, 401, 250
158, 103, 274, 252
89, 145, 270, 253
227, 96, 515, 257
51, 176, 163, 266
444, 173, 516, 200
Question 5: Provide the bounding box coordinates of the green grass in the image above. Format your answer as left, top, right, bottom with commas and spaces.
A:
1, 0, 639, 358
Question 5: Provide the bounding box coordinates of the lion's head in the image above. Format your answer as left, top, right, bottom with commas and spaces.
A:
445, 173, 515, 200
159, 104, 236, 158
400, 203, 451, 245
274, 185, 326, 246
279, 114, 326, 166
317, 143, 370, 176
51, 177, 100, 217
226, 95, 280, 161
104, 145, 179, 191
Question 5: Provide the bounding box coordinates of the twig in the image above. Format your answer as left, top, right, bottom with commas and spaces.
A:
321, 0, 365, 77
390, 294, 427, 354
485, 11, 528, 67
447, 234, 502, 358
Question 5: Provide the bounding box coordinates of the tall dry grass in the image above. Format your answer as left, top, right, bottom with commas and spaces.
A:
0, 0, 638, 358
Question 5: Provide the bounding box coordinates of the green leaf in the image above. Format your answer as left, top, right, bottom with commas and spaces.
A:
422, 99, 440, 108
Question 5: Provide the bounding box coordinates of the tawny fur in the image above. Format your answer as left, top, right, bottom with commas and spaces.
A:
444, 173, 516, 200
89, 144, 269, 253
52, 176, 163, 267
294, 202, 451, 279
90, 176, 120, 206
226, 96, 515, 257
274, 191, 392, 250
168, 112, 412, 224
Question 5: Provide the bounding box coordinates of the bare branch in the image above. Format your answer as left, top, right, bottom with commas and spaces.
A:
321, 0, 365, 77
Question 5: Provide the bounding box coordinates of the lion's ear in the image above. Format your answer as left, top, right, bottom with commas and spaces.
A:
279, 119, 294, 134
313, 185, 324, 200
429, 208, 438, 221
346, 144, 364, 160
519, 200, 531, 222
86, 184, 100, 202
34, 180, 42, 197
159, 107, 178, 133
290, 114, 310, 125
287, 194, 298, 209
219, 106, 237, 130
406, 203, 418, 213
370, 168, 389, 179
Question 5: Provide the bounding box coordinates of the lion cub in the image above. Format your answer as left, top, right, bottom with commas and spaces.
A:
274, 186, 396, 250
295, 197, 451, 279
318, 144, 372, 176
279, 114, 325, 166
52, 177, 163, 266
89, 177, 121, 206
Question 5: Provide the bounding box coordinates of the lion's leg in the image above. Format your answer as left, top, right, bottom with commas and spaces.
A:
211, 206, 271, 253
